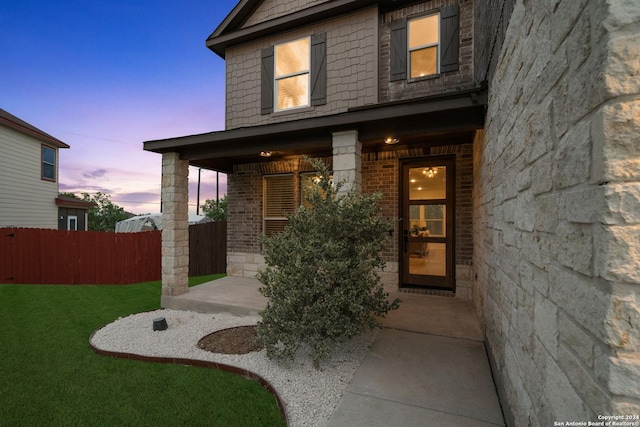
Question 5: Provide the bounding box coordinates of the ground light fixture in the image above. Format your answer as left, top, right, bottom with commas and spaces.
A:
153, 317, 168, 331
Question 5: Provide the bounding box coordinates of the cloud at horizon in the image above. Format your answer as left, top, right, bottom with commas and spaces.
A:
1, 0, 238, 215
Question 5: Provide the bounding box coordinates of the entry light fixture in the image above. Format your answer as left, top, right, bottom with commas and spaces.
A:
383, 137, 399, 145
260, 151, 273, 157
423, 167, 438, 178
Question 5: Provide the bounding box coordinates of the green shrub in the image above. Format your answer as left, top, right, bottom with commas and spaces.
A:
257, 158, 400, 368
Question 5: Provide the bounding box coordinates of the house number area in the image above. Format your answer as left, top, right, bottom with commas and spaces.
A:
554, 415, 640, 427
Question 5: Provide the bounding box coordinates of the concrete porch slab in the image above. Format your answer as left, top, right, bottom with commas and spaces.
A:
160, 276, 267, 316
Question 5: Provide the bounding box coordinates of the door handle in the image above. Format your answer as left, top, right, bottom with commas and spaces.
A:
403, 229, 409, 253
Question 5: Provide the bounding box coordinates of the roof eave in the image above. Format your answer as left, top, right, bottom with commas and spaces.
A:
206, 0, 379, 58
143, 87, 488, 170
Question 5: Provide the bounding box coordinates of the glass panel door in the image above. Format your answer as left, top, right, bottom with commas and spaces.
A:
402, 159, 454, 289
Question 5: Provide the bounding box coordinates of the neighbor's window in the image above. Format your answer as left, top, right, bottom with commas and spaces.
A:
42, 145, 56, 181
274, 37, 310, 111
264, 174, 295, 237
408, 14, 439, 78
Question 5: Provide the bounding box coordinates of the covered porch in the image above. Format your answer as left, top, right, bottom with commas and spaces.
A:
143, 86, 487, 300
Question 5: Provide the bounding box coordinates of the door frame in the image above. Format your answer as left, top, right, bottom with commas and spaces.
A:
399, 156, 456, 291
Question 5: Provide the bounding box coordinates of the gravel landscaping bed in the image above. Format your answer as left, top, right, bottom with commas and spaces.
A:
90, 309, 378, 427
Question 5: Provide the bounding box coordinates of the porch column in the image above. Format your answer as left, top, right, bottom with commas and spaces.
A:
161, 152, 189, 296
332, 130, 362, 195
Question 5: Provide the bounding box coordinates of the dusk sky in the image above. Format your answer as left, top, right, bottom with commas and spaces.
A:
1, 0, 240, 215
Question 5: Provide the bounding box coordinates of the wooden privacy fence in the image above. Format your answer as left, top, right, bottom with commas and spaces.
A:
189, 221, 227, 276
0, 228, 161, 285
0, 222, 227, 285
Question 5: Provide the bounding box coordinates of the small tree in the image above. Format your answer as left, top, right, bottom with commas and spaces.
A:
81, 192, 131, 232
257, 158, 399, 368
201, 196, 227, 221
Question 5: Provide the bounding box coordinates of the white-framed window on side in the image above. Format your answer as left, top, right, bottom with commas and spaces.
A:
274, 37, 310, 111
42, 145, 56, 181
408, 14, 439, 78
67, 215, 78, 231
263, 174, 295, 237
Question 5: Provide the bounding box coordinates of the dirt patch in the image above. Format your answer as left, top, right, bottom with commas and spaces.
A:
198, 325, 263, 355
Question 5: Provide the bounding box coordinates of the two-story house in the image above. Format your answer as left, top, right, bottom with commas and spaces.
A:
146, 0, 484, 299
145, 0, 640, 423
0, 108, 94, 230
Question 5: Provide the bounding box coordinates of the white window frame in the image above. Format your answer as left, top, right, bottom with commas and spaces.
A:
408, 13, 440, 79
67, 215, 78, 231
274, 37, 311, 112
42, 145, 56, 181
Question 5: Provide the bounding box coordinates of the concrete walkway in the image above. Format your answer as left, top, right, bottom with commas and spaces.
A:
163, 277, 505, 426
328, 292, 505, 427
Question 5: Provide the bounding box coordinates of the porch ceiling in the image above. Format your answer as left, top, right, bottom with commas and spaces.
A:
143, 87, 487, 173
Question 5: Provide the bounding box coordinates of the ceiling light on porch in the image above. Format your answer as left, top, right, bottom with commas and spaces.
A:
384, 137, 399, 145
260, 151, 273, 157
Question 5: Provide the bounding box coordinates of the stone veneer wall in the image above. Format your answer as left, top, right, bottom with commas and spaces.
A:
474, 0, 640, 425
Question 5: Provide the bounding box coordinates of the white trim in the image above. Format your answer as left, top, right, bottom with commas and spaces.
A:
67, 215, 78, 231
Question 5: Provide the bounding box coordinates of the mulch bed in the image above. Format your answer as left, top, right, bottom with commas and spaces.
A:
197, 325, 263, 355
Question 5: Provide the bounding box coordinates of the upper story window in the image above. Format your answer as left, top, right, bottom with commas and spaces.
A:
409, 14, 440, 78
42, 145, 56, 181
390, 5, 459, 82
275, 37, 310, 111
261, 33, 326, 115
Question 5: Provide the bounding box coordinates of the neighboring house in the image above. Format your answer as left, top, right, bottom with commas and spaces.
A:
55, 195, 96, 231
144, 0, 640, 423
0, 108, 71, 229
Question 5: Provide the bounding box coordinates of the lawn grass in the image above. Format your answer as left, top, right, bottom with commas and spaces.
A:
0, 275, 285, 427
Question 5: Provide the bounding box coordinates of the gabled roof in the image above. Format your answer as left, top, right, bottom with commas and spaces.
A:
206, 0, 418, 58
0, 108, 70, 149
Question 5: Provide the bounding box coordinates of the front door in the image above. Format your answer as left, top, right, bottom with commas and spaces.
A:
401, 158, 455, 290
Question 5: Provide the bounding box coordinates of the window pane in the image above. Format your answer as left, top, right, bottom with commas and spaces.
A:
409, 166, 446, 200
276, 74, 309, 110
409, 14, 439, 48
43, 146, 55, 164
410, 47, 438, 78
264, 175, 295, 217
264, 220, 289, 237
275, 38, 310, 77
42, 163, 55, 180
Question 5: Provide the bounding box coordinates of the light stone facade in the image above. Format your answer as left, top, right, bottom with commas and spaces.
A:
160, 153, 190, 297
474, 0, 640, 424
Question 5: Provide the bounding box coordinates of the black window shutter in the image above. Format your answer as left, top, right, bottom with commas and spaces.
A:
440, 5, 459, 73
261, 46, 274, 115
310, 33, 327, 106
390, 18, 407, 81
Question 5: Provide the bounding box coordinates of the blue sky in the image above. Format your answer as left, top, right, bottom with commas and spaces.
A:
1, 0, 240, 214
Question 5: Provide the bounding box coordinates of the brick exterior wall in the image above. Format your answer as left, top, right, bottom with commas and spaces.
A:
227, 142, 474, 298
226, 7, 378, 130
379, 0, 475, 103
475, 0, 640, 424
